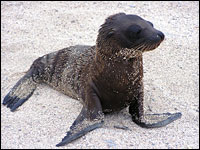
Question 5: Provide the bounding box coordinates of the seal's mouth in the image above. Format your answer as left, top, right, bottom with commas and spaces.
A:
133, 40, 162, 52
131, 34, 164, 52
129, 29, 165, 52
114, 32, 165, 60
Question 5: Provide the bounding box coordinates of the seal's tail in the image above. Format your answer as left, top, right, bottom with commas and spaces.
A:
3, 71, 38, 112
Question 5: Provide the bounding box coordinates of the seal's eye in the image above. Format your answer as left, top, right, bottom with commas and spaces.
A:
147, 21, 154, 27
126, 25, 142, 40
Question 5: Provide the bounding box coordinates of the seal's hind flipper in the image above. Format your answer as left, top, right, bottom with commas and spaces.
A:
133, 112, 182, 128
3, 90, 35, 112
3, 71, 38, 112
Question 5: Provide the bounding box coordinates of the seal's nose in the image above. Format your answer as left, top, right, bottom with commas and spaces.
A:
157, 31, 165, 41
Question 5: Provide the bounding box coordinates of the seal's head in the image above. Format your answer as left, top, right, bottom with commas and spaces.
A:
96, 13, 164, 56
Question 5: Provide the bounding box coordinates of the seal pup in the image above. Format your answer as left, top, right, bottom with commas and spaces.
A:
3, 13, 182, 147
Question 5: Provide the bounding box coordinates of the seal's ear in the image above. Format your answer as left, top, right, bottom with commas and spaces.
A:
106, 31, 114, 39
106, 29, 115, 39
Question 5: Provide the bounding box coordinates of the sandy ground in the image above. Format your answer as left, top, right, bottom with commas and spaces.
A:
1, 1, 199, 149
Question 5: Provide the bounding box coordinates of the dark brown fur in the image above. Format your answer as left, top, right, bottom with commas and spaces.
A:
3, 13, 181, 147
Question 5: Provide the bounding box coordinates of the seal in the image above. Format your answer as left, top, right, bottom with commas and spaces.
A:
3, 13, 182, 147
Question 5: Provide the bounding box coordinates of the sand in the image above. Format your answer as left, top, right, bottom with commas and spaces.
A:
1, 1, 199, 149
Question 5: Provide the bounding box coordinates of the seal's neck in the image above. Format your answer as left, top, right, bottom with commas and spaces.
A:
95, 45, 143, 64
95, 36, 120, 58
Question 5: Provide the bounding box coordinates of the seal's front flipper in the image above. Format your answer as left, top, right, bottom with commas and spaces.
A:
56, 120, 103, 147
133, 112, 182, 128
56, 107, 104, 147
56, 81, 104, 147
129, 89, 182, 128
3, 69, 38, 112
56, 107, 104, 146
